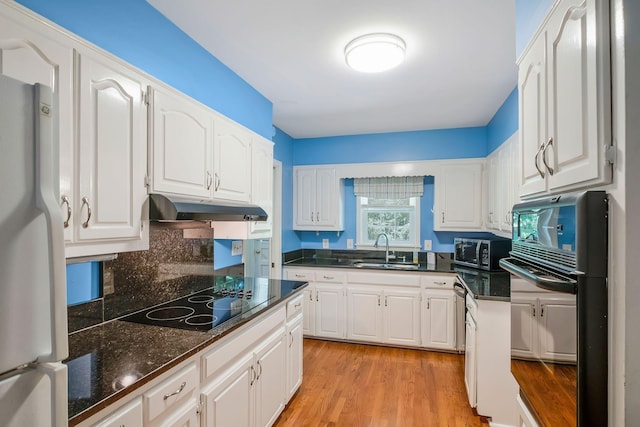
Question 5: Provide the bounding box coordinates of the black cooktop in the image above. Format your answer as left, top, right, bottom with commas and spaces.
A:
121, 277, 275, 332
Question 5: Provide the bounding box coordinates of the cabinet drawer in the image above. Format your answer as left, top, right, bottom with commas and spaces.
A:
94, 398, 142, 427
144, 363, 198, 423
421, 274, 456, 289
285, 269, 315, 282
315, 270, 346, 283
286, 294, 304, 319
347, 270, 420, 286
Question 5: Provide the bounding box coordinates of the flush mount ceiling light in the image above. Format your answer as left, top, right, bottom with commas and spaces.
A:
344, 33, 406, 73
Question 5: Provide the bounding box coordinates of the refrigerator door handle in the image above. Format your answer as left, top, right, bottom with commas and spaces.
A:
34, 84, 68, 361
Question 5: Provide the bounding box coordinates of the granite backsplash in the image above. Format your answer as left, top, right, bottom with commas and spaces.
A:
68, 225, 243, 334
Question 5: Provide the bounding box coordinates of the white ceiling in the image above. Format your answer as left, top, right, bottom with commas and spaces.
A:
147, 0, 517, 139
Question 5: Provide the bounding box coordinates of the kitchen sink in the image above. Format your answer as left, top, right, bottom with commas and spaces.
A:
352, 262, 421, 271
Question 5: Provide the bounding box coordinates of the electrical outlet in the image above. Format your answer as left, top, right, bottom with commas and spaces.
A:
322, 238, 329, 249
347, 239, 354, 249
231, 240, 243, 256
424, 239, 432, 251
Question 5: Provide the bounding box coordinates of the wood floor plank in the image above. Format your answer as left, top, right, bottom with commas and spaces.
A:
275, 339, 490, 427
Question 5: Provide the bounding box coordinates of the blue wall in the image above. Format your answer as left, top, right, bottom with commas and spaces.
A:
66, 262, 100, 305
487, 87, 519, 154
515, 0, 554, 57
294, 127, 488, 165
273, 128, 300, 252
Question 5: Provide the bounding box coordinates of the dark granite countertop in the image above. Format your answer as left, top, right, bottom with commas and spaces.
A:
65, 276, 307, 426
282, 249, 510, 302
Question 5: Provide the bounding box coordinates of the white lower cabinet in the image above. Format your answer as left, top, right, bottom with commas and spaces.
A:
314, 283, 346, 339
94, 398, 143, 427
200, 325, 286, 427
156, 399, 199, 427
347, 287, 383, 342
286, 313, 303, 399
382, 289, 421, 346
422, 289, 456, 350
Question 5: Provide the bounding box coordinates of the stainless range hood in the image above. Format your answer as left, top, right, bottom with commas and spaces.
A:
149, 193, 268, 223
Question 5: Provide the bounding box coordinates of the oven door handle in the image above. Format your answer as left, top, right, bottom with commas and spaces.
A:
499, 258, 577, 294
453, 281, 466, 299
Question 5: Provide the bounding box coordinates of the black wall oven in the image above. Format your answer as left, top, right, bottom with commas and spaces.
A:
500, 191, 608, 427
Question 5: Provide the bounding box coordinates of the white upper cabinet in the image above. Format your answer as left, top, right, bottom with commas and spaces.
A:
0, 6, 74, 242
72, 51, 148, 253
213, 116, 252, 204
518, 0, 611, 198
148, 87, 214, 199
434, 161, 484, 231
485, 132, 519, 237
293, 166, 344, 231
249, 136, 274, 236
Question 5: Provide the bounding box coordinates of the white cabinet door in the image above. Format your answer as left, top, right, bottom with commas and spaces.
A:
315, 167, 339, 227
294, 168, 316, 228
383, 289, 421, 347
286, 315, 303, 399
0, 12, 74, 243
315, 284, 345, 339
518, 34, 548, 198
545, 0, 610, 192
498, 142, 513, 231
293, 166, 343, 231
201, 354, 255, 427
302, 287, 316, 336
510, 296, 538, 359
435, 162, 483, 230
149, 87, 213, 199
538, 296, 577, 362
249, 137, 274, 236
254, 330, 286, 427
464, 314, 477, 408
346, 287, 383, 342
213, 116, 252, 203
157, 399, 199, 427
422, 289, 455, 350
74, 52, 147, 244
486, 152, 500, 230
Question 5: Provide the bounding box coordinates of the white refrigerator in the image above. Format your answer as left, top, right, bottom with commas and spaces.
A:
0, 74, 68, 426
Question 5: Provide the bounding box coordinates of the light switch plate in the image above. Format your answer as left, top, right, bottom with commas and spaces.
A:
231, 240, 243, 256
424, 239, 432, 251
322, 238, 329, 249
347, 239, 354, 249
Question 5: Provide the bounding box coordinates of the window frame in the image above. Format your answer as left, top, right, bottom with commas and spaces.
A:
355, 196, 421, 250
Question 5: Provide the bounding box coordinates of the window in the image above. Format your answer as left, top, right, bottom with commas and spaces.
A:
356, 196, 420, 249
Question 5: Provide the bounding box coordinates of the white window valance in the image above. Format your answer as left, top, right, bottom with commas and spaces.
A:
353, 176, 424, 199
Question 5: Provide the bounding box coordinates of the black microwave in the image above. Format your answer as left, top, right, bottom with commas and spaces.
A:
453, 237, 511, 271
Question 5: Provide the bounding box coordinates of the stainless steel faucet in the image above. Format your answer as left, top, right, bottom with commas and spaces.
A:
374, 233, 391, 263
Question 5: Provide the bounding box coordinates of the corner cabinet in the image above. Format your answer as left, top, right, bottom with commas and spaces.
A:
434, 161, 484, 231
293, 166, 344, 231
518, 0, 612, 199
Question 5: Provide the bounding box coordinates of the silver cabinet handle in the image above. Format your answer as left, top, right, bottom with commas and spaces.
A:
434, 281, 447, 286
378, 296, 381, 306
316, 212, 319, 222
214, 173, 220, 191
532, 306, 536, 317
323, 275, 334, 280
289, 331, 293, 347
385, 296, 388, 307
206, 171, 213, 190
540, 305, 544, 317
534, 143, 546, 178
441, 212, 445, 223
295, 274, 305, 278
427, 298, 430, 310
542, 137, 554, 175
61, 195, 71, 228
163, 381, 186, 400
257, 361, 262, 380
81, 197, 91, 228
309, 291, 313, 301
250, 365, 256, 386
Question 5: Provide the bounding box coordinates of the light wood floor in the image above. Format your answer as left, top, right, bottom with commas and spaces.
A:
274, 339, 490, 427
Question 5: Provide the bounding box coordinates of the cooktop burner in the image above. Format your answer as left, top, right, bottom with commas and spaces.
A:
121, 278, 274, 332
